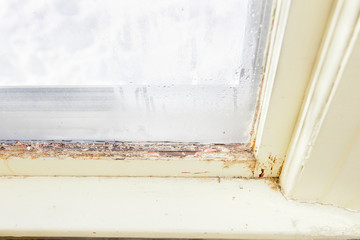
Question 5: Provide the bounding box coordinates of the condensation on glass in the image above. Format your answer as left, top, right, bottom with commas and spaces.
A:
0, 0, 272, 143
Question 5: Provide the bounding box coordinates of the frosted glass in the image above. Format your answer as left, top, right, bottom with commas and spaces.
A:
0, 0, 272, 143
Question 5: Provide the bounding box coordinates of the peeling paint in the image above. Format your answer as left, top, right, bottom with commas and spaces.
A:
0, 141, 253, 161
0, 141, 257, 177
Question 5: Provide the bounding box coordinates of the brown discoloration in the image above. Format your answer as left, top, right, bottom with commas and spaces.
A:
248, 5, 279, 157
251, 136, 257, 153
264, 177, 280, 191
259, 168, 265, 178
223, 160, 238, 168
254, 153, 285, 177
268, 154, 277, 163
0, 142, 257, 177
0, 141, 207, 152
0, 141, 245, 153
181, 171, 209, 175
0, 141, 256, 162
3, 159, 15, 174
277, 162, 284, 176
223, 159, 255, 170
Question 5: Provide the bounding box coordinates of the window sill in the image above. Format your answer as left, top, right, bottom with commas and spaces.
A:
0, 176, 359, 239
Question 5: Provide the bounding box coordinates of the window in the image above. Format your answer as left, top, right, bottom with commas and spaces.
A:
0, 0, 273, 177
3, 1, 360, 239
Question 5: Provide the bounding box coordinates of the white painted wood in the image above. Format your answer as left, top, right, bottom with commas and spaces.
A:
254, 0, 335, 177
0, 177, 360, 239
252, 0, 292, 151
0, 143, 255, 177
0, 157, 255, 178
1, 0, 360, 238
281, 3, 360, 210
280, 0, 360, 200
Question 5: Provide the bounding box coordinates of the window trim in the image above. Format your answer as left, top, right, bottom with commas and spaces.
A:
280, 0, 360, 200
253, 0, 336, 177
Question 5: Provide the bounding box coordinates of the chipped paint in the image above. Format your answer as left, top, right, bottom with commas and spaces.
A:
0, 141, 252, 161
0, 141, 256, 177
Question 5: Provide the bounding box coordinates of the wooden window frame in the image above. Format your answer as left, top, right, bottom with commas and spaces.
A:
2, 0, 360, 239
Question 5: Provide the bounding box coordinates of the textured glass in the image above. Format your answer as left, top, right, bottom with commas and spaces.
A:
0, 0, 272, 143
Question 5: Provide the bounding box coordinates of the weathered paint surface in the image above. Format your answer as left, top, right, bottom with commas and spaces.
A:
0, 142, 256, 177
282, 2, 360, 210
255, 153, 284, 178
252, 0, 335, 178
0, 141, 252, 160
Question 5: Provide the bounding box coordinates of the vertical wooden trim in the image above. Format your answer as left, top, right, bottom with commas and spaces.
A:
280, 0, 360, 195
253, 0, 335, 177
251, 0, 292, 151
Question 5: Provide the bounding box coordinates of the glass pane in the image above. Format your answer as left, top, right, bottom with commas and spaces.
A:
0, 0, 272, 143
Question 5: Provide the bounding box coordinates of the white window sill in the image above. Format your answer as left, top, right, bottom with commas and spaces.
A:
0, 177, 359, 239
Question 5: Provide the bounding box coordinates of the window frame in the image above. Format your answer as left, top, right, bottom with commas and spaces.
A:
3, 0, 360, 239
0, 0, 277, 178
0, 0, 337, 180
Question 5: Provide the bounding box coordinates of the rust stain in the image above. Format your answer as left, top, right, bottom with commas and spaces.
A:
259, 168, 264, 178
249, 3, 279, 152
251, 136, 257, 153
255, 152, 285, 177
277, 161, 284, 176
268, 154, 277, 163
